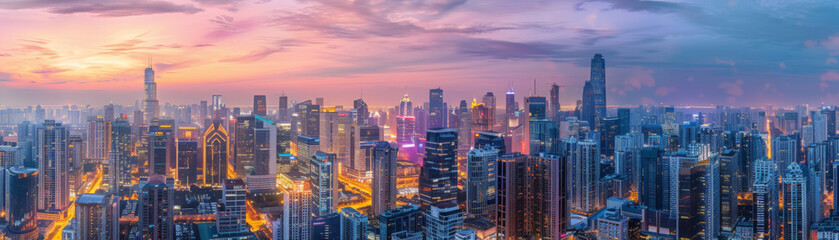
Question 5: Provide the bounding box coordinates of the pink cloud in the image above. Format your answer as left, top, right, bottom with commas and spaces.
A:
718, 80, 743, 97
821, 71, 839, 81
654, 87, 677, 97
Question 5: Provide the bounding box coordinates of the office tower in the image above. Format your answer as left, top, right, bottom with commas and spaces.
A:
200, 100, 208, 120
0, 146, 21, 166
772, 134, 799, 170
528, 118, 557, 156
526, 96, 547, 120
235, 115, 278, 177
813, 112, 828, 143
296, 136, 320, 174
175, 139, 198, 187
596, 208, 629, 240
806, 142, 829, 224
87, 116, 111, 162
599, 117, 619, 155
429, 88, 446, 129
399, 93, 413, 115
319, 108, 338, 154
822, 106, 836, 136
283, 178, 312, 240
212, 94, 223, 111
253, 95, 267, 116
505, 88, 518, 129
297, 100, 320, 138
617, 108, 630, 135
419, 128, 458, 208
783, 163, 808, 240
203, 121, 229, 186
369, 142, 399, 216
73, 194, 120, 240
678, 121, 699, 147
144, 60, 159, 121
217, 179, 248, 235
104, 104, 114, 122
482, 92, 496, 129
353, 98, 369, 125
310, 152, 338, 216
495, 153, 567, 239
37, 120, 69, 212
278, 95, 289, 122
718, 149, 740, 231
67, 135, 84, 196
753, 157, 778, 240
396, 115, 415, 145
139, 175, 174, 240
676, 153, 720, 240
549, 84, 561, 122
581, 81, 595, 126
424, 202, 464, 240
311, 212, 341, 240
147, 119, 174, 176
590, 54, 606, 129
4, 167, 39, 240
464, 147, 498, 219
570, 138, 601, 214
471, 100, 492, 134
637, 147, 665, 210
340, 207, 368, 240
474, 131, 505, 154
379, 205, 422, 240
110, 116, 131, 194
458, 100, 472, 154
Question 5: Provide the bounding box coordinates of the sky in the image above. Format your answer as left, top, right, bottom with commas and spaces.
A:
1, 0, 839, 108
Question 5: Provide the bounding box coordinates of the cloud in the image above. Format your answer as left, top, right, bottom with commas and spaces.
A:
0, 0, 203, 17
718, 80, 744, 97
821, 71, 839, 81
828, 58, 838, 65
578, 0, 688, 13
654, 86, 677, 97
193, 0, 243, 11
625, 68, 655, 90
0, 72, 12, 82
714, 57, 736, 66
220, 48, 284, 63
778, 62, 786, 69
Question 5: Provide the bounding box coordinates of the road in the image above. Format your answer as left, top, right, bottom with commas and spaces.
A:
45, 167, 103, 240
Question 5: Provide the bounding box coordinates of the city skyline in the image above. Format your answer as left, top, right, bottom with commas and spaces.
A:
1, 1, 838, 106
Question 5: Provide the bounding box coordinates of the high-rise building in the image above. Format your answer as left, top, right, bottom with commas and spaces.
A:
772, 134, 799, 171
474, 131, 505, 154
311, 212, 341, 240
4, 167, 39, 240
482, 92, 496, 130
339, 207, 368, 240
822, 106, 836, 136
637, 147, 665, 210
424, 202, 464, 240
203, 121, 229, 186
283, 178, 312, 240
73, 194, 120, 240
783, 163, 808, 240
599, 117, 619, 155
419, 128, 458, 208
144, 60, 159, 121
253, 95, 267, 116
429, 88, 446, 129
754, 157, 778, 240
138, 175, 174, 240
591, 54, 606, 129
353, 98, 369, 126
505, 88, 518, 129
495, 153, 567, 239
278, 95, 289, 122
86, 116, 111, 162
464, 147, 498, 220
200, 100, 208, 121
310, 152, 338, 216
234, 115, 277, 180
581, 81, 595, 127
296, 100, 320, 138
37, 120, 70, 212
369, 141, 399, 216
675, 153, 720, 240
569, 138, 601, 214
549, 84, 561, 122
175, 139, 198, 187
396, 115, 415, 145
148, 119, 174, 176
617, 108, 630, 135
217, 179, 248, 235
718, 149, 740, 231
379, 205, 422, 240
110, 116, 131, 195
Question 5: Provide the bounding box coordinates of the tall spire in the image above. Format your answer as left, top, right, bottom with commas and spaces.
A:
147, 56, 152, 68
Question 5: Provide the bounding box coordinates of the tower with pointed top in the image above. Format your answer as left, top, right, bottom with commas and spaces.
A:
144, 58, 159, 122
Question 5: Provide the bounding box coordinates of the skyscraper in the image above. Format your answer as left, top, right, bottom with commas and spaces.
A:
419, 128, 459, 208
203, 120, 229, 186
474, 131, 505, 154
297, 100, 320, 138
505, 88, 518, 129
495, 153, 567, 239
144, 60, 159, 121
37, 120, 69, 212
369, 141, 399, 216
4, 167, 39, 240
482, 92, 496, 129
217, 179, 248, 235
753, 157, 778, 240
73, 194, 120, 240
783, 163, 808, 240
570, 138, 601, 214
464, 147, 498, 219
283, 177, 312, 240
637, 147, 665, 210
139, 175, 174, 240
424, 202, 464, 240
175, 138, 198, 187
312, 212, 341, 240
310, 152, 338, 216
340, 207, 369, 240
581, 81, 595, 126
353, 98, 369, 126
86, 116, 111, 162
676, 153, 720, 240
253, 95, 267, 116
379, 205, 422, 240
429, 88, 446, 129
617, 108, 630, 135
110, 116, 132, 194
278, 95, 289, 122
148, 119, 174, 176
718, 149, 740, 231
550, 83, 561, 122
590, 54, 606, 129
